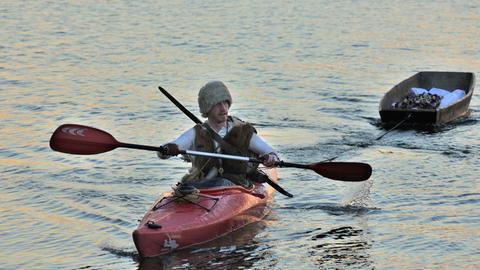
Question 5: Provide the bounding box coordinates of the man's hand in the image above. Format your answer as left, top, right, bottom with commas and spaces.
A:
157, 143, 180, 159
262, 153, 279, 167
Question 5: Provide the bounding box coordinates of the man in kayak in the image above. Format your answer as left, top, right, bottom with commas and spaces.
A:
158, 81, 279, 188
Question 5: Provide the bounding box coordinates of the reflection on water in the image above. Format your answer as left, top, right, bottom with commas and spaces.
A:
276, 202, 374, 269
310, 226, 372, 269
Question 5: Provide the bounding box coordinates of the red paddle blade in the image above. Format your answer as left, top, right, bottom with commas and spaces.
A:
310, 162, 372, 181
50, 124, 120, 155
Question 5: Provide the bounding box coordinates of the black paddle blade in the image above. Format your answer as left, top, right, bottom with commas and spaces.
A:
50, 124, 120, 155
309, 162, 372, 181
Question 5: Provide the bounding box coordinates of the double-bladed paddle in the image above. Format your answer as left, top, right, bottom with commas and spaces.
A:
49, 124, 372, 183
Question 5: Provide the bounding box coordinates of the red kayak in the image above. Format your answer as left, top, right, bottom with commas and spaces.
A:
132, 167, 278, 257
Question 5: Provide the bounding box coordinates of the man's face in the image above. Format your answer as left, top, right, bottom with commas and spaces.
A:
207, 100, 230, 123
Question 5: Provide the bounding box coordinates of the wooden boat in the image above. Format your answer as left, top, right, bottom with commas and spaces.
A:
379, 71, 475, 124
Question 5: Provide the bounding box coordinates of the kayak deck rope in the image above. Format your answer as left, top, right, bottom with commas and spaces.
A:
153, 184, 219, 212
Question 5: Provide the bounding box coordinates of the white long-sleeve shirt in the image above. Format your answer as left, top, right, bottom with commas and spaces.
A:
159, 121, 277, 158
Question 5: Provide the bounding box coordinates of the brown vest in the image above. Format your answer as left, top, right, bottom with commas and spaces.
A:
182, 117, 256, 187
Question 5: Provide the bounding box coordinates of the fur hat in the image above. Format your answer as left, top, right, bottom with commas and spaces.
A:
198, 81, 232, 117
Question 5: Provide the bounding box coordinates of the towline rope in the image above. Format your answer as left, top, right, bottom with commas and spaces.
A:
323, 113, 412, 162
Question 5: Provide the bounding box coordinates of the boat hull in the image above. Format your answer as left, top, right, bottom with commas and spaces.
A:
132, 168, 277, 257
379, 71, 475, 125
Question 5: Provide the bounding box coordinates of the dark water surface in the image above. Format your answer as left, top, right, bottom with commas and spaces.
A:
1, 1, 479, 269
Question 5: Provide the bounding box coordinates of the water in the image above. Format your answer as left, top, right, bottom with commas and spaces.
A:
1, 1, 479, 269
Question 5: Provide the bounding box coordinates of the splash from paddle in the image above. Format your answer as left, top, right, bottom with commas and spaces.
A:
49, 124, 372, 182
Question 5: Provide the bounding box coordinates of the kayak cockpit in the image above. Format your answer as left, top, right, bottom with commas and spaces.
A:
152, 182, 264, 212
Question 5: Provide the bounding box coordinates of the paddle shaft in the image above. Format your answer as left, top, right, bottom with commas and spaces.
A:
121, 141, 293, 197
121, 143, 263, 164
120, 143, 162, 152
159, 86, 203, 124
277, 161, 309, 169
